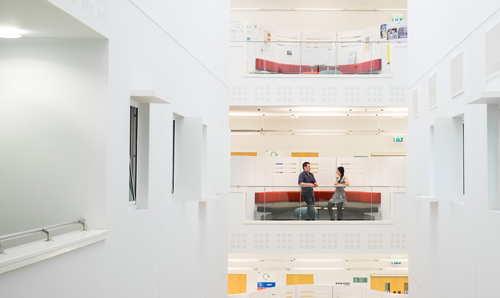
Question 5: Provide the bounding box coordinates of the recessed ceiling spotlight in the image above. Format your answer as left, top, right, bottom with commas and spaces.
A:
0, 29, 22, 38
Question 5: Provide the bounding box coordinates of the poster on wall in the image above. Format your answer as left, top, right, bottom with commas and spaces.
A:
380, 24, 387, 39
387, 27, 398, 40
398, 25, 408, 39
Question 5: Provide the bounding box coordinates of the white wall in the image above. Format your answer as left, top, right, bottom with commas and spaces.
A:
0, 0, 230, 298
0, 39, 108, 236
407, 1, 500, 298
231, 11, 407, 33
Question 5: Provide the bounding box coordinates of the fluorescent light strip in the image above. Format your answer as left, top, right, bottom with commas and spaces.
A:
379, 259, 408, 262
294, 259, 344, 262
290, 267, 346, 270
228, 267, 255, 270
0, 29, 22, 39
231, 8, 407, 12
228, 259, 260, 262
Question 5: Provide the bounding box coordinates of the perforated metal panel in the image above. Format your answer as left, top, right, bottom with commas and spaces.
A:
321, 233, 339, 250
254, 86, 271, 102
230, 233, 247, 249
299, 86, 316, 102
277, 86, 293, 102
367, 86, 383, 103
321, 86, 338, 102
390, 233, 407, 250
298, 233, 316, 249
344, 233, 361, 250
253, 233, 270, 249
276, 233, 293, 249
232, 86, 248, 102
367, 233, 384, 250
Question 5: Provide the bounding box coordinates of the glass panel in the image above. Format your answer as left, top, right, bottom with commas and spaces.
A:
246, 40, 398, 76
239, 185, 396, 222
129, 106, 138, 203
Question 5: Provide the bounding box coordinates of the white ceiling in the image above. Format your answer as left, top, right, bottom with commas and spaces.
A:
228, 253, 409, 272
0, 0, 104, 39
230, 106, 408, 117
231, 0, 407, 10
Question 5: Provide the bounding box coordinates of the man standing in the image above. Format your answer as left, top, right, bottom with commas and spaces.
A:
298, 161, 318, 220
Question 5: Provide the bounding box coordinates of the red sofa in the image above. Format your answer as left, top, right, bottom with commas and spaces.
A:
255, 190, 381, 204
254, 190, 381, 220
255, 58, 382, 74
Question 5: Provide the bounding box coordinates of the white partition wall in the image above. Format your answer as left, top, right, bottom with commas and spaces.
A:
407, 1, 500, 298
231, 156, 406, 188
274, 31, 301, 65
337, 30, 364, 65
337, 157, 365, 187
231, 156, 406, 187
300, 157, 337, 185
272, 157, 302, 187
0, 1, 230, 298
301, 32, 338, 67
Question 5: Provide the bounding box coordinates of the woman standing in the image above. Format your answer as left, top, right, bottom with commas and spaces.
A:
327, 166, 350, 220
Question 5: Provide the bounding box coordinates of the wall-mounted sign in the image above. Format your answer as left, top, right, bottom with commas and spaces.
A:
353, 277, 368, 283
257, 282, 275, 290
391, 261, 402, 265
393, 137, 404, 143
257, 272, 276, 290
392, 17, 403, 21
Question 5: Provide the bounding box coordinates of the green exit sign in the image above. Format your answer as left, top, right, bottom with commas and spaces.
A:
353, 277, 368, 283
392, 261, 402, 265
392, 17, 403, 21
393, 137, 404, 143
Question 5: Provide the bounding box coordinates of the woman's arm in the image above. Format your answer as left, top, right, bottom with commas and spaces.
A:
343, 178, 350, 186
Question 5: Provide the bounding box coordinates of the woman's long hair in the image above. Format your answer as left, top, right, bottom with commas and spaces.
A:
337, 166, 345, 183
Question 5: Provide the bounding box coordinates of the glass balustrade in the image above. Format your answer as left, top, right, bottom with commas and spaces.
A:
232, 185, 404, 222
243, 40, 405, 76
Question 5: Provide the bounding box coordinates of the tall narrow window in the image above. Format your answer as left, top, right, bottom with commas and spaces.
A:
172, 119, 176, 195
129, 106, 138, 203
462, 120, 465, 196
429, 125, 435, 196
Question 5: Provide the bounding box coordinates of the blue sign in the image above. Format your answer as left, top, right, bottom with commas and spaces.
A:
257, 282, 276, 290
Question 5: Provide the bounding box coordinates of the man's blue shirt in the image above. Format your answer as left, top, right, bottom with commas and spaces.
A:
298, 171, 316, 199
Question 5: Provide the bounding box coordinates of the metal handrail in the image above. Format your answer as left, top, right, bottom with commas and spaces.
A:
231, 185, 406, 188
231, 40, 407, 44
0, 219, 87, 254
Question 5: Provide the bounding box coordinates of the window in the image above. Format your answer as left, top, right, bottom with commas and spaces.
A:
129, 106, 138, 204
172, 119, 175, 195
462, 120, 465, 196
487, 104, 500, 210
453, 114, 465, 201
429, 125, 435, 196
